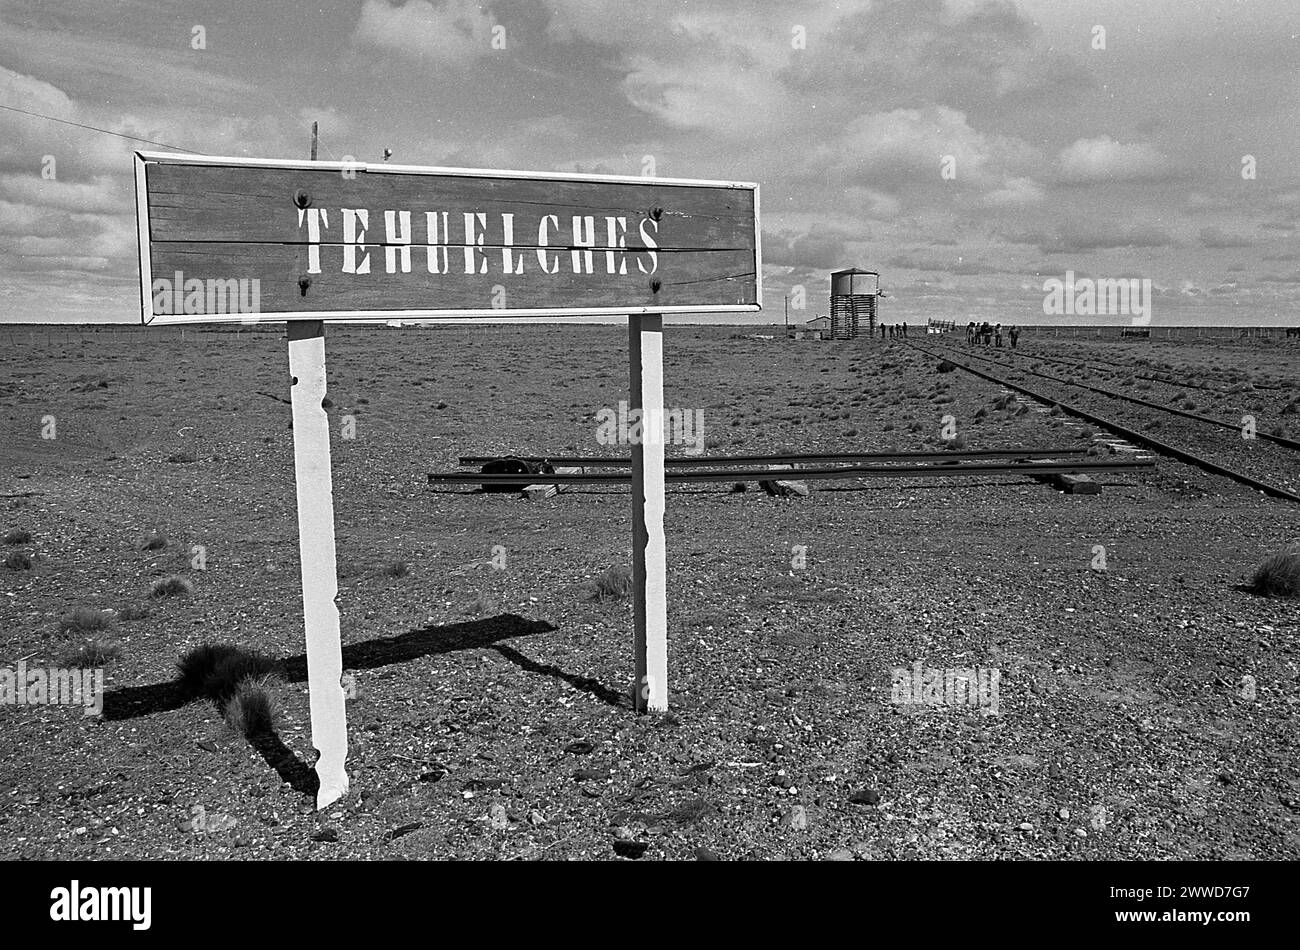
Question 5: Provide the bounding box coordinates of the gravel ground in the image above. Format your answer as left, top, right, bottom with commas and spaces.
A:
1, 325, 1297, 860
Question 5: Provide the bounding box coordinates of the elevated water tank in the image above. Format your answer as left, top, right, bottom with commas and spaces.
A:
829, 268, 880, 339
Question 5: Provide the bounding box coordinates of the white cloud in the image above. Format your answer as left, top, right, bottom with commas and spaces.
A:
0, 174, 127, 215
984, 176, 1044, 206
0, 66, 106, 170
844, 187, 902, 219
620, 51, 790, 133
352, 0, 497, 62
817, 106, 1039, 196
5, 211, 131, 261
1057, 136, 1169, 183
297, 107, 350, 139
1199, 225, 1254, 248
0, 199, 45, 234
0, 62, 75, 120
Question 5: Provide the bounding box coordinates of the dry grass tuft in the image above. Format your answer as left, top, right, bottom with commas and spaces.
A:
1249, 544, 1300, 598
58, 606, 113, 634
176, 643, 277, 701
150, 575, 193, 598
581, 565, 634, 603
59, 637, 123, 668
116, 603, 150, 621
223, 674, 282, 737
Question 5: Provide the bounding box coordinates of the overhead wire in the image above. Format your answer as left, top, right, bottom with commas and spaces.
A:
0, 102, 204, 153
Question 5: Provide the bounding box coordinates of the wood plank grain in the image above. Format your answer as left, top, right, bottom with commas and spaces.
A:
145, 164, 754, 247
147, 243, 756, 313
138, 156, 759, 320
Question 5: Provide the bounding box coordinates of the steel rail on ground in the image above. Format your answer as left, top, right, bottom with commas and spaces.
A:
455, 447, 1093, 468
909, 342, 1300, 504
428, 457, 1155, 486
936, 344, 1300, 452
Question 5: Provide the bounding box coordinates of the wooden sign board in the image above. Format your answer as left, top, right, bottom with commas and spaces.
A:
131, 149, 758, 808
133, 152, 760, 324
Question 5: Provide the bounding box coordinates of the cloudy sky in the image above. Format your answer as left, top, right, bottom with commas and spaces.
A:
1, 0, 1296, 324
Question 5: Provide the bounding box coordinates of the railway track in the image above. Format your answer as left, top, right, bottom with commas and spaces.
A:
1009, 347, 1296, 394
939, 344, 1300, 452
429, 456, 1154, 487
1006, 350, 1236, 394
456, 447, 1093, 467
910, 342, 1300, 504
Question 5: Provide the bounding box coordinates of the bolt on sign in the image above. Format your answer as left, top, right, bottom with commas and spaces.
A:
133, 152, 760, 322
133, 151, 761, 809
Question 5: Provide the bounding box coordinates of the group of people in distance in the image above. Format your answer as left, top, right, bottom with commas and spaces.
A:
880, 323, 909, 339
967, 321, 1019, 348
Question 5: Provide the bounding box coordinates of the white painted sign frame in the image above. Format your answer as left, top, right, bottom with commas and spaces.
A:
133, 151, 762, 325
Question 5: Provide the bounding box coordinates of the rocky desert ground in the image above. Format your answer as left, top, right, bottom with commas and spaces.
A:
1, 323, 1297, 860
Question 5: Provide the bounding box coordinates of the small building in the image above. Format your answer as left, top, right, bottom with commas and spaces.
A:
790, 315, 831, 340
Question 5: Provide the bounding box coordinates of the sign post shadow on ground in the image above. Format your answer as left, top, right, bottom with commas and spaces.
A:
135, 151, 759, 807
